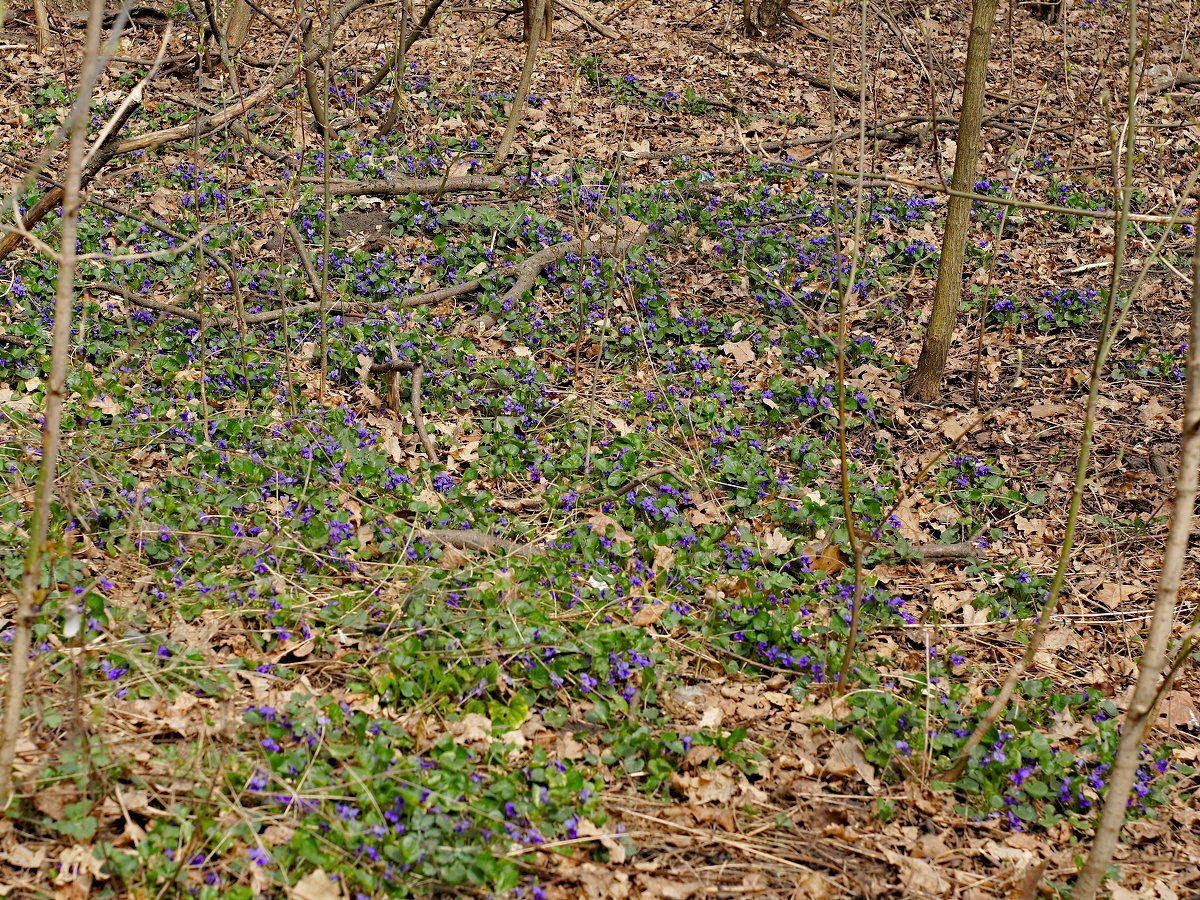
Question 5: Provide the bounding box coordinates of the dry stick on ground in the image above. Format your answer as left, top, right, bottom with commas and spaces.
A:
1072, 242, 1200, 896
0, 0, 107, 807
0, 99, 140, 264
555, 0, 623, 39
493, 0, 547, 169
84, 229, 659, 329
160, 93, 288, 161
108, 0, 372, 157
627, 102, 1030, 162
710, 43, 858, 97
422, 529, 539, 557
409, 365, 440, 464
287, 174, 516, 195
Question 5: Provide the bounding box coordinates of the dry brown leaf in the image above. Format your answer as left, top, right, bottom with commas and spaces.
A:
575, 817, 626, 864
636, 874, 703, 899
632, 603, 665, 627
1165, 690, 1198, 731
720, 339, 755, 365
824, 736, 878, 788
652, 543, 675, 573
1095, 582, 1149, 608
761, 527, 795, 559
789, 870, 831, 899
449, 713, 492, 745
1, 843, 46, 869
290, 867, 344, 900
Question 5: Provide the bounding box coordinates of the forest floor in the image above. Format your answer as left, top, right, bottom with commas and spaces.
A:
0, 0, 1198, 896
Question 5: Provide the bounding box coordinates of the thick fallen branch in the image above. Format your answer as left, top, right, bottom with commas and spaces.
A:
0, 100, 139, 264
423, 528, 539, 557
83, 228, 660, 329
285, 174, 516, 196
903, 541, 979, 560
110, 0, 373, 156
557, 0, 623, 39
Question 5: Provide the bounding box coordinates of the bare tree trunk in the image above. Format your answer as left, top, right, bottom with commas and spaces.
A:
33, 0, 52, 50
0, 0, 107, 805
522, 0, 552, 43
224, 0, 254, 47
745, 0, 789, 36
907, 0, 999, 401
495, 0, 546, 168
1072, 218, 1200, 900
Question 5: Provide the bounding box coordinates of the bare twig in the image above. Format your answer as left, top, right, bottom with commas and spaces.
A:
0, 0, 108, 806
410, 365, 440, 465
1073, 221, 1200, 898
494, 0, 547, 168
83, 229, 661, 332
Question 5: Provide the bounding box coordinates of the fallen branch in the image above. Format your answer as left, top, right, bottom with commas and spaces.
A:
370, 359, 417, 373
82, 229, 660, 330
110, 0, 373, 156
477, 228, 655, 326
410, 364, 440, 465
627, 99, 1032, 162
626, 115, 919, 161
0, 99, 140, 264
423, 528, 539, 557
284, 174, 516, 196
83, 281, 369, 328
694, 40, 857, 97
902, 541, 979, 560
556, 0, 623, 39
592, 465, 690, 504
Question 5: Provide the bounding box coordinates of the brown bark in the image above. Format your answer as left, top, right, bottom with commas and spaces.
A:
522, 0, 552, 42
907, 0, 999, 401
746, 0, 789, 35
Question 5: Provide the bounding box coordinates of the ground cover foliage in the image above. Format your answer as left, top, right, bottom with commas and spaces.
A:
0, 0, 1198, 895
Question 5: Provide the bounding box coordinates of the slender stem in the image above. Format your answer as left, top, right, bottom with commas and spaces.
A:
943, 0, 1142, 782
834, 0, 871, 692
0, 0, 108, 806
318, 0, 333, 398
